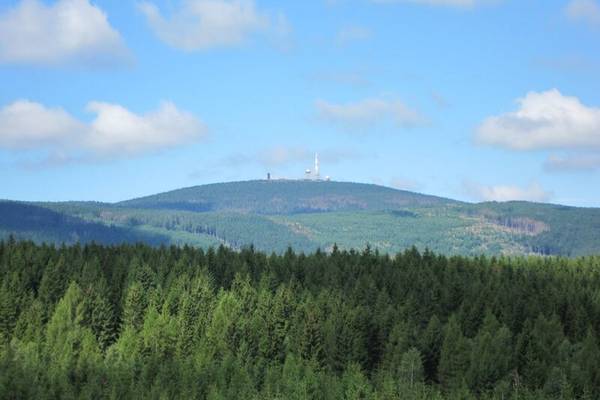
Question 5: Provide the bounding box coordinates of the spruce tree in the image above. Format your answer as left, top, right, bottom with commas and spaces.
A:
0, 280, 18, 343
122, 282, 148, 331
466, 312, 512, 392
438, 315, 471, 391
38, 256, 67, 315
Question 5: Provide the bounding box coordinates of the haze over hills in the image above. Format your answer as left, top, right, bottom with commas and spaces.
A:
2, 180, 599, 257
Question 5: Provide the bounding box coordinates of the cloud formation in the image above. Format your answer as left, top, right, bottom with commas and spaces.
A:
0, 100, 206, 161
0, 101, 84, 149
464, 181, 552, 203
138, 0, 285, 50
544, 154, 600, 172
0, 0, 129, 66
316, 98, 424, 132
476, 89, 600, 151
566, 0, 600, 27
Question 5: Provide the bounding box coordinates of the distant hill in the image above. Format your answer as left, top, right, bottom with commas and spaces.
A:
2, 180, 600, 256
119, 180, 455, 214
0, 201, 168, 246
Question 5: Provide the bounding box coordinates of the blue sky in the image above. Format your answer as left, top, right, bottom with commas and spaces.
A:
0, 0, 599, 206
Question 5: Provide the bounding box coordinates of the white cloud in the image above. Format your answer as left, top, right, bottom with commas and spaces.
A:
138, 0, 285, 50
0, 100, 84, 149
84, 101, 205, 156
476, 89, 600, 151
566, 0, 600, 27
464, 181, 552, 203
370, 0, 489, 7
316, 98, 424, 132
0, 0, 129, 66
0, 100, 207, 161
544, 154, 600, 172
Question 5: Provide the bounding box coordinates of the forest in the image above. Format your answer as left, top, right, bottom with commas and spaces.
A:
1, 238, 600, 399
4, 180, 600, 257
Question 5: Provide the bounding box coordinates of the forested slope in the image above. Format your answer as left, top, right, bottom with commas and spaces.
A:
1, 240, 600, 399
2, 180, 600, 256
119, 180, 455, 214
466, 201, 600, 256
0, 201, 169, 246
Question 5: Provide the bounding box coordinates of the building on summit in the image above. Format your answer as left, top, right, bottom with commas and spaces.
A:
304, 153, 330, 181
267, 153, 330, 181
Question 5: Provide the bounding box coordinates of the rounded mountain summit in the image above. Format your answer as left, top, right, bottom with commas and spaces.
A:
119, 180, 456, 214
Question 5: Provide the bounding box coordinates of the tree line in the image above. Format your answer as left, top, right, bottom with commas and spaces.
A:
1, 238, 600, 399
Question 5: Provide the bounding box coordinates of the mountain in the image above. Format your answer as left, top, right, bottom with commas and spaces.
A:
119, 180, 454, 213
2, 180, 600, 256
0, 201, 168, 246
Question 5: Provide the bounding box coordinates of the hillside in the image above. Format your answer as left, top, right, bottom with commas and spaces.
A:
119, 180, 455, 214
0, 201, 168, 246
2, 180, 600, 256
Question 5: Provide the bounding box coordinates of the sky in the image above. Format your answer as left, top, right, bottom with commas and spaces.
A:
0, 0, 599, 206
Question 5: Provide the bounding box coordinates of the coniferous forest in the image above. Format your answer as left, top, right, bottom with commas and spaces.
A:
2, 238, 600, 399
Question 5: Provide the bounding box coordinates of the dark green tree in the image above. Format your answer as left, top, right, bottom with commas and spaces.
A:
438, 315, 471, 391
122, 282, 148, 331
